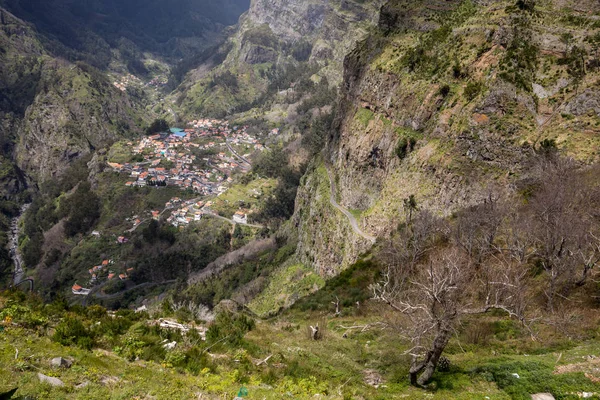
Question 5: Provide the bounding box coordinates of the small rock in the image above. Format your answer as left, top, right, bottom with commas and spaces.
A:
75, 381, 90, 389
162, 341, 177, 350
100, 375, 120, 386
37, 373, 64, 387
51, 357, 72, 368
531, 394, 555, 400
363, 369, 385, 388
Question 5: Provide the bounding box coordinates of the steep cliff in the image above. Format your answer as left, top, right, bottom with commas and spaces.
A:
294, 0, 600, 274
0, 8, 144, 183
175, 0, 384, 118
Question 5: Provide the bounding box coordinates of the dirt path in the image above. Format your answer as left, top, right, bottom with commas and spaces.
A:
326, 167, 376, 243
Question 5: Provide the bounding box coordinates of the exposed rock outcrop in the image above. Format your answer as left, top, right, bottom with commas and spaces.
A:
0, 8, 144, 183
175, 0, 385, 117
293, 0, 600, 274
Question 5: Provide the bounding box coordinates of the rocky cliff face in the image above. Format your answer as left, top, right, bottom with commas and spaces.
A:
14, 59, 142, 181
239, 0, 381, 79
0, 8, 144, 183
294, 0, 600, 274
175, 0, 384, 118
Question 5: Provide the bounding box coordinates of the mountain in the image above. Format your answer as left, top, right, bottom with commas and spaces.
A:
6, 0, 600, 398
0, 8, 146, 184
292, 0, 600, 274
0, 0, 250, 65
173, 0, 384, 118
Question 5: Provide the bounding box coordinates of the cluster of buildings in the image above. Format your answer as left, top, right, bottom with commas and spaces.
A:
72, 258, 134, 296
107, 119, 264, 197
163, 197, 249, 228
147, 76, 168, 88
112, 73, 142, 92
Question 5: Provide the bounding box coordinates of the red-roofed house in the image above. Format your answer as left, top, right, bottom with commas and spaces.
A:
72, 284, 91, 295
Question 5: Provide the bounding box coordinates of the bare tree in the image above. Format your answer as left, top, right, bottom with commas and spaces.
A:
372, 247, 531, 386
453, 188, 505, 264
379, 210, 448, 276
527, 157, 581, 311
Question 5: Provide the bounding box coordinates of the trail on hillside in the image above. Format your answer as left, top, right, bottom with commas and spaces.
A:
326, 167, 376, 243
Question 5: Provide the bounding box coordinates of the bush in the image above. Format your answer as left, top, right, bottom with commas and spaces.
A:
515, 0, 535, 12
464, 81, 484, 101
537, 138, 558, 156
439, 84, 451, 98
396, 136, 417, 159
53, 317, 94, 349
206, 311, 255, 347
145, 119, 169, 135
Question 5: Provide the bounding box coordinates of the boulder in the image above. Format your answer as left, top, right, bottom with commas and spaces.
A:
37, 373, 64, 387
50, 357, 72, 368
531, 394, 555, 400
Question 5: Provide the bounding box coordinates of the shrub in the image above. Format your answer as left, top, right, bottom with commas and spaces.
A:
464, 81, 484, 101
53, 317, 94, 349
515, 0, 535, 12
439, 84, 451, 97
145, 119, 169, 135
206, 311, 255, 347
537, 138, 558, 156
396, 136, 417, 159
356, 108, 375, 127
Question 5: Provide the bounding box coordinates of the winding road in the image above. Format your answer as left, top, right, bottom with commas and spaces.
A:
226, 139, 251, 166
91, 280, 178, 300
326, 167, 376, 244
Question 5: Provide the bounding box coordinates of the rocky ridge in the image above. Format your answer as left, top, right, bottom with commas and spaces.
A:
175, 0, 385, 118
294, 0, 600, 274
0, 8, 144, 183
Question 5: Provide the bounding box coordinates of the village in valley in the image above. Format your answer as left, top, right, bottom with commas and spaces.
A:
70, 118, 279, 297
106, 118, 276, 227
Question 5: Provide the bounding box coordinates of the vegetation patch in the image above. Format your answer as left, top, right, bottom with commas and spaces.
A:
248, 263, 325, 317
355, 108, 375, 128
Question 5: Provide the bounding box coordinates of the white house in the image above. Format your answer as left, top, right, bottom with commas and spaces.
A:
72, 284, 91, 296
233, 211, 248, 224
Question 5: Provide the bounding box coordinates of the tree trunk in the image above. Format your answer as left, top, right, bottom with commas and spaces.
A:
409, 324, 453, 386
576, 264, 592, 287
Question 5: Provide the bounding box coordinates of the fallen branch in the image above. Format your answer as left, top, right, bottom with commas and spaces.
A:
337, 322, 388, 338
255, 354, 273, 366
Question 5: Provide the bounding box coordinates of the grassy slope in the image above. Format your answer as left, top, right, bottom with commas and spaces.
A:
4, 267, 600, 400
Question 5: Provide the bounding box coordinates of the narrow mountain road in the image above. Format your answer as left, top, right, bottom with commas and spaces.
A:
92, 280, 178, 300
226, 139, 251, 166
326, 167, 376, 244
